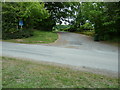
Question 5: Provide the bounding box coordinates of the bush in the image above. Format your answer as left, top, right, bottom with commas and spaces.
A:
68, 26, 76, 32
2, 28, 33, 40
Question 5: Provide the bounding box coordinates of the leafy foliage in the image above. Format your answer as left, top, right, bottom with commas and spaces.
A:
38, 2, 79, 30
2, 2, 119, 41
72, 2, 120, 41
2, 2, 49, 39
52, 25, 71, 32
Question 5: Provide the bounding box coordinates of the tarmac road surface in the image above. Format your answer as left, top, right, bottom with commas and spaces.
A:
1, 32, 119, 76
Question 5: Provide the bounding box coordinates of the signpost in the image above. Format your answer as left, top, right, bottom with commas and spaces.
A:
19, 20, 23, 29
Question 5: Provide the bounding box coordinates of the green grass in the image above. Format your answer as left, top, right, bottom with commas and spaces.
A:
3, 30, 58, 44
53, 25, 71, 32
75, 31, 119, 46
75, 30, 95, 37
2, 56, 119, 88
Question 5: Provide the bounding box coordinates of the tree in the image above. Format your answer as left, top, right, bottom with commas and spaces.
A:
38, 2, 79, 30
72, 2, 119, 41
102, 2, 120, 39
2, 2, 49, 39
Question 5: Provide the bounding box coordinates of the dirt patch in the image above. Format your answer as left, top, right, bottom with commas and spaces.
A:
15, 39, 45, 43
15, 39, 24, 42
101, 41, 119, 47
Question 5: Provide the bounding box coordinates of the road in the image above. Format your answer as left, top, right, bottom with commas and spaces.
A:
1, 32, 118, 76
48, 32, 118, 52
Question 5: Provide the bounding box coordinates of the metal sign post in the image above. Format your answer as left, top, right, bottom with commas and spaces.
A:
19, 20, 23, 29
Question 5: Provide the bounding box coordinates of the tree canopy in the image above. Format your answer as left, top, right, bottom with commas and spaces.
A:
2, 2, 120, 41
2, 2, 49, 39
71, 2, 120, 41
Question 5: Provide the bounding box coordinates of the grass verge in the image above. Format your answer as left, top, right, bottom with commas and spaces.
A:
3, 30, 58, 44
2, 56, 119, 88
75, 31, 119, 46
75, 30, 95, 37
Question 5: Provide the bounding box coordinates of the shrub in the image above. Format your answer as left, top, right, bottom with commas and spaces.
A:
68, 26, 76, 32
2, 28, 33, 39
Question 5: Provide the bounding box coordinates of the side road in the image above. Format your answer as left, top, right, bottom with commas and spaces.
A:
47, 32, 118, 53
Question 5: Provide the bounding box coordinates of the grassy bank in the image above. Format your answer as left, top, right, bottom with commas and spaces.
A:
2, 56, 118, 88
3, 30, 58, 44
75, 31, 119, 46
75, 30, 95, 37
